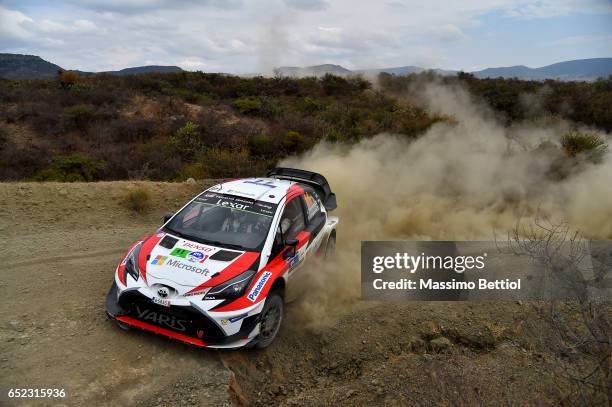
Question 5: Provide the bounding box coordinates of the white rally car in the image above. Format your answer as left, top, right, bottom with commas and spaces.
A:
106, 168, 338, 349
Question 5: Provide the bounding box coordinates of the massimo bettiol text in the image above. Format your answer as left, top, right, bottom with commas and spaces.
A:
361, 241, 612, 301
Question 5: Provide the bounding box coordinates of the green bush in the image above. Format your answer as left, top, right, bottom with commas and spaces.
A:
248, 134, 277, 157
561, 130, 608, 163
171, 121, 202, 161
282, 131, 309, 154
295, 97, 326, 114
198, 148, 252, 178
232, 97, 263, 114
28, 154, 106, 182
55, 154, 105, 181
231, 96, 283, 118
65, 104, 94, 119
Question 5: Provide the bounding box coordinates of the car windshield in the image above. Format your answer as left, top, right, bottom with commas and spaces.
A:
164, 191, 277, 251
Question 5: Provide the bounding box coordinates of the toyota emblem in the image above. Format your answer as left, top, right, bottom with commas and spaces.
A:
158, 287, 169, 298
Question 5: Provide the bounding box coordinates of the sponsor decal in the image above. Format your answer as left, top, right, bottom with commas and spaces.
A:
151, 255, 167, 265
247, 271, 272, 302
196, 192, 278, 218
184, 290, 207, 297
220, 314, 247, 325
243, 179, 277, 189
165, 259, 210, 276
216, 199, 250, 210
287, 253, 300, 270
182, 242, 214, 252
135, 306, 187, 331
229, 314, 248, 323
169, 247, 209, 263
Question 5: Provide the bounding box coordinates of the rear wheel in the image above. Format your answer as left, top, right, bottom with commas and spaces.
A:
254, 293, 283, 349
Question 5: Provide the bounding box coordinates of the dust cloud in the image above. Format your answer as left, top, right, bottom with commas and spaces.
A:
280, 81, 612, 327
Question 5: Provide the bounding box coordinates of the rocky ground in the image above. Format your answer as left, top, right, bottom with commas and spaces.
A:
1, 182, 607, 406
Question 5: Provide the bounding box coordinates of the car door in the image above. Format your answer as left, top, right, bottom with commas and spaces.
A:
266, 196, 310, 301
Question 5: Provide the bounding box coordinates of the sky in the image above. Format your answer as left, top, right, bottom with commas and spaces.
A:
0, 0, 611, 74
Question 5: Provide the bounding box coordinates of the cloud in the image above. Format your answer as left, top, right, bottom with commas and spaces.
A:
1, 0, 611, 73
539, 34, 612, 47
504, 0, 612, 19
0, 7, 34, 43
179, 57, 207, 69
284, 0, 329, 11
427, 24, 467, 42
64, 0, 241, 14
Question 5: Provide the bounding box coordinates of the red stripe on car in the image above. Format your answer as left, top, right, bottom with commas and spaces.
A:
138, 233, 163, 283
285, 183, 304, 202
116, 316, 207, 347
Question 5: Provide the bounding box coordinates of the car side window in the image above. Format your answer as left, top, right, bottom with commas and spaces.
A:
303, 191, 322, 221
280, 198, 306, 241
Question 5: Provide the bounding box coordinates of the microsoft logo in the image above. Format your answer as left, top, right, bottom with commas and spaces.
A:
151, 255, 168, 265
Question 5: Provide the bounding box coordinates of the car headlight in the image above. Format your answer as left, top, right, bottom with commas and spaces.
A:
204, 270, 256, 300
123, 242, 142, 282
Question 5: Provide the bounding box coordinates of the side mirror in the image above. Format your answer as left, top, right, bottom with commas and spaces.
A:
283, 238, 298, 259
163, 212, 174, 224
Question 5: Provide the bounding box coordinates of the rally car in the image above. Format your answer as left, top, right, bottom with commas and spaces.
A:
106, 168, 338, 349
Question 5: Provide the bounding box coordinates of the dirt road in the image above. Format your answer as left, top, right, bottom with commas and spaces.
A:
1, 181, 233, 406
1, 181, 606, 406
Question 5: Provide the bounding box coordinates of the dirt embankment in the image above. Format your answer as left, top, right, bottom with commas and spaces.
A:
1, 181, 608, 406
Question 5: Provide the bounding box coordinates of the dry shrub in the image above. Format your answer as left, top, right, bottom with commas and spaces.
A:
122, 187, 151, 213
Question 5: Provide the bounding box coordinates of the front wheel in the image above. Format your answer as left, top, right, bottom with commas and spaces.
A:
325, 234, 336, 258
116, 320, 132, 331
254, 293, 283, 349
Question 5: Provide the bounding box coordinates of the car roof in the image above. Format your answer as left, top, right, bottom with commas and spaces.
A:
207, 177, 299, 204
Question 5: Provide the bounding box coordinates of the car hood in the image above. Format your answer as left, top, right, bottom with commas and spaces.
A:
140, 232, 260, 290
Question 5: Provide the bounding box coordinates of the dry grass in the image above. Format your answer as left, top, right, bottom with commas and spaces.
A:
122, 187, 151, 213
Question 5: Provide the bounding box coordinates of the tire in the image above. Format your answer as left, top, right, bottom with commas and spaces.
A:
254, 292, 283, 349
325, 234, 336, 258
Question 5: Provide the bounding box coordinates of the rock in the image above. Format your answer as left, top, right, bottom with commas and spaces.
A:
419, 320, 440, 339
58, 189, 68, 197
430, 337, 452, 352
409, 336, 426, 353
186, 178, 196, 185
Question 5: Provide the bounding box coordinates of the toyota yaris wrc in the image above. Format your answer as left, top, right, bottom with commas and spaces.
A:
106, 168, 338, 349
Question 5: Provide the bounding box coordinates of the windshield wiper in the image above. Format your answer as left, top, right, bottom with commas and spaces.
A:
203, 240, 247, 251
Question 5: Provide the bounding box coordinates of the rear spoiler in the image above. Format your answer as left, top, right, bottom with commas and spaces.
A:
267, 167, 337, 211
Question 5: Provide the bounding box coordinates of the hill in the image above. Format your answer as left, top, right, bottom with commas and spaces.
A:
0, 53, 183, 79
0, 53, 63, 80
472, 58, 612, 81
274, 63, 456, 78
275, 58, 612, 81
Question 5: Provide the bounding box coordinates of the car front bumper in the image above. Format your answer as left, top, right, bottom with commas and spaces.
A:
105, 282, 261, 349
